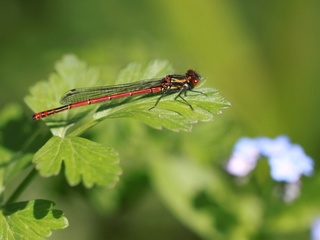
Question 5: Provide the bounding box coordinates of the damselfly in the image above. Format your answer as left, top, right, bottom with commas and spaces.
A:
32, 69, 204, 120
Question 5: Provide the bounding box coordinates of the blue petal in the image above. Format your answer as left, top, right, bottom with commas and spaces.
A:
233, 137, 260, 158
257, 135, 291, 157
268, 144, 314, 183
226, 152, 258, 176
226, 137, 260, 176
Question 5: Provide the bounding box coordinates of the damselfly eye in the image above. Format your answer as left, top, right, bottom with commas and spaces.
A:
192, 78, 200, 86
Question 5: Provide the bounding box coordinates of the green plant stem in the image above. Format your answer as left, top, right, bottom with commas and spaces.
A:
6, 167, 38, 205
68, 118, 100, 137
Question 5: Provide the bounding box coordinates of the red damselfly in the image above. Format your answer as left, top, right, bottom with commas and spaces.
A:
32, 69, 204, 120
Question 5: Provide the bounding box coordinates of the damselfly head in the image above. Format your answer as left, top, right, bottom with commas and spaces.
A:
186, 69, 201, 87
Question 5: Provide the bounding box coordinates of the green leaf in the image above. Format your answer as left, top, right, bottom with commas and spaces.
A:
3, 153, 33, 189
115, 60, 174, 85
25, 56, 230, 135
33, 136, 121, 188
24, 54, 101, 137
71, 65, 230, 135
0, 146, 33, 198
92, 61, 230, 132
95, 87, 229, 132
0, 199, 68, 240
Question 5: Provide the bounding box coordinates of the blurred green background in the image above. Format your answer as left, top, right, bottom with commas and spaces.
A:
1, 0, 320, 239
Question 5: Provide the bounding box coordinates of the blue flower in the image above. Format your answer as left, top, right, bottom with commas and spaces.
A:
226, 152, 258, 177
234, 137, 260, 158
226, 135, 314, 183
226, 137, 260, 176
268, 144, 313, 183
257, 135, 291, 157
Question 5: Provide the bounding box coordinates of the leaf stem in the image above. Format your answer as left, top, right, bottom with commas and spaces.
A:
68, 118, 100, 137
5, 167, 38, 205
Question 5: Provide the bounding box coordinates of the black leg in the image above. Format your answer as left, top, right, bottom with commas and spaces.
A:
174, 85, 194, 110
149, 85, 204, 111
149, 91, 166, 110
189, 89, 207, 96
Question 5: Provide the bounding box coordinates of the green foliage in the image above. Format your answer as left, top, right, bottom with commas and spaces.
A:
94, 87, 225, 132
23, 55, 229, 191
0, 145, 33, 193
1, 1, 319, 239
25, 55, 229, 135
33, 136, 121, 188
0, 200, 68, 239
149, 156, 263, 239
0, 54, 229, 239
25, 55, 101, 137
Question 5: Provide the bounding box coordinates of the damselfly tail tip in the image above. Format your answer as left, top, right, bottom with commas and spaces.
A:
32, 114, 39, 120
32, 112, 45, 120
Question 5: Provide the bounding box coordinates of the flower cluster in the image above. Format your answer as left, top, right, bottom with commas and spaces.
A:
226, 135, 314, 183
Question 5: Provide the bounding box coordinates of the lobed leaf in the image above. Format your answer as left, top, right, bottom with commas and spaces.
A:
94, 87, 230, 132
92, 62, 230, 132
25, 56, 230, 135
33, 136, 122, 188
24, 54, 101, 137
0, 200, 68, 240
